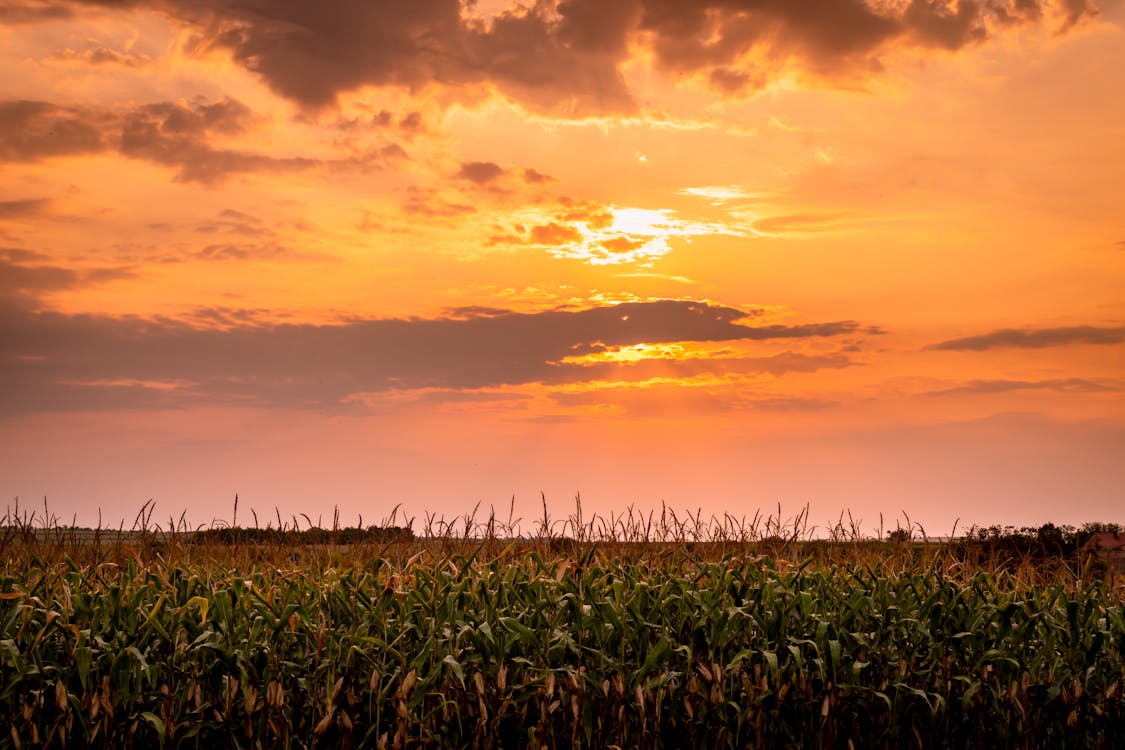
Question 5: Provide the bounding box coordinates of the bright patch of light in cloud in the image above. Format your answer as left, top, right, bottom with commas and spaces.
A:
679, 186, 758, 205
558, 342, 743, 365
543, 206, 746, 266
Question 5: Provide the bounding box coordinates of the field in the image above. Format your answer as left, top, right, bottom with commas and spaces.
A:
1, 502, 1122, 748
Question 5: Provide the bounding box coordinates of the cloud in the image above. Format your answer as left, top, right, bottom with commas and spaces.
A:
0, 100, 111, 160
0, 248, 134, 303
679, 185, 757, 204
530, 222, 582, 244
632, 0, 1064, 93
45, 0, 1085, 115
190, 243, 293, 261
116, 98, 322, 183
0, 2, 72, 23
930, 325, 1125, 350
1058, 0, 1098, 30
548, 348, 856, 389
195, 208, 272, 237
442, 305, 512, 319
741, 351, 854, 374
401, 187, 476, 217
47, 46, 153, 67
549, 382, 839, 417
457, 160, 506, 184
925, 378, 1117, 396
168, 0, 636, 114
600, 236, 646, 252
0, 199, 50, 219
751, 212, 850, 235
491, 203, 747, 265
0, 97, 347, 183
0, 297, 871, 415
523, 167, 555, 184
675, 1, 1091, 70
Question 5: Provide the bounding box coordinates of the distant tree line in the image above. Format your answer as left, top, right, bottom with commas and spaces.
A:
887, 521, 1121, 558
190, 524, 414, 546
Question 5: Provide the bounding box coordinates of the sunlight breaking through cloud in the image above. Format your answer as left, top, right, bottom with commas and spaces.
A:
544, 206, 746, 266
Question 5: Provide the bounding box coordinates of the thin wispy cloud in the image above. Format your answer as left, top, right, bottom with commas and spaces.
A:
931, 325, 1125, 351
925, 378, 1117, 396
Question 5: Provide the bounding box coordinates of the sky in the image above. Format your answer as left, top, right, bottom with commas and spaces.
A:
1, 0, 1123, 535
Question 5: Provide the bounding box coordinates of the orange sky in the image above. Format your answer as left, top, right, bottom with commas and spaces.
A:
2, 0, 1123, 534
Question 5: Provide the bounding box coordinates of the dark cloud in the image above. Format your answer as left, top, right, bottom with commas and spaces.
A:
902, 0, 988, 50
328, 108, 424, 138
1058, 0, 1098, 29
398, 111, 424, 133
0, 247, 51, 263
0, 97, 373, 183
0, 297, 870, 415
0, 100, 111, 160
0, 2, 72, 23
556, 0, 640, 55
1012, 0, 1045, 20
931, 325, 1125, 351
178, 305, 281, 330
44, 0, 1080, 114
708, 67, 763, 95
0, 198, 50, 219
466, 2, 637, 113
117, 98, 322, 183
456, 160, 506, 184
926, 377, 1116, 396
0, 249, 134, 302
163, 0, 635, 114
635, 0, 1079, 87
523, 168, 555, 184
442, 305, 512, 319
637, 0, 890, 80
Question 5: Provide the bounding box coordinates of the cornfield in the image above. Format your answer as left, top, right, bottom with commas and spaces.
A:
1, 504, 1122, 748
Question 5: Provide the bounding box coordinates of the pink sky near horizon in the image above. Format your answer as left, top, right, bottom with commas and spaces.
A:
1, 0, 1123, 533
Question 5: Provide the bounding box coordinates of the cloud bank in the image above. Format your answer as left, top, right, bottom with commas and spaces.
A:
31, 0, 1097, 115
0, 97, 402, 183
0, 294, 871, 415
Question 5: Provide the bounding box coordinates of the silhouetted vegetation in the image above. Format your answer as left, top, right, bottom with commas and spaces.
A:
190, 523, 414, 546
953, 521, 1121, 559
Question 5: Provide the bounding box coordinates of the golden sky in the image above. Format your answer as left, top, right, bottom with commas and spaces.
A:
2, 0, 1123, 532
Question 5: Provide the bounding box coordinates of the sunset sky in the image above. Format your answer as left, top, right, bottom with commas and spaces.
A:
2, 0, 1123, 534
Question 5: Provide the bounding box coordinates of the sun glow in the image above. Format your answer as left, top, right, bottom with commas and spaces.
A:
527, 206, 746, 266
558, 342, 743, 365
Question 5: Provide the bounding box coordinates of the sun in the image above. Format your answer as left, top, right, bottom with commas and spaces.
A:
608, 207, 675, 237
